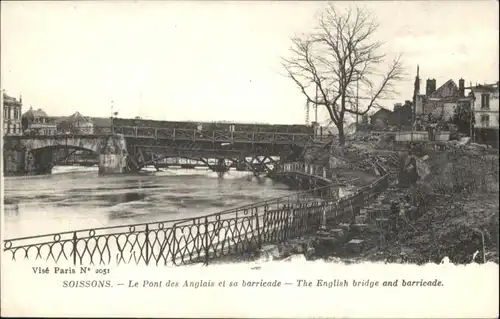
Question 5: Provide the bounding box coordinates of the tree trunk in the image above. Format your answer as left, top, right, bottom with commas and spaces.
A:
338, 124, 345, 146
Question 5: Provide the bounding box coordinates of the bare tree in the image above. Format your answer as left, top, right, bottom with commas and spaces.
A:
282, 4, 404, 145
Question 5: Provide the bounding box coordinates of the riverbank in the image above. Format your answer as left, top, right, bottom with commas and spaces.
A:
210, 190, 498, 266
211, 145, 499, 266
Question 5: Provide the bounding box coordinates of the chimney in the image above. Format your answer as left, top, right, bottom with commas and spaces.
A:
458, 78, 465, 97
426, 79, 437, 96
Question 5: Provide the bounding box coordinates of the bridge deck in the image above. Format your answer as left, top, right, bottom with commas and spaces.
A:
113, 126, 313, 145
5, 129, 314, 145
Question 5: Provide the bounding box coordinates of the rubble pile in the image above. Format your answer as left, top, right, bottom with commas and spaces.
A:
219, 143, 498, 265
394, 193, 500, 264
254, 238, 317, 262
435, 137, 497, 154
420, 150, 499, 195
305, 146, 498, 265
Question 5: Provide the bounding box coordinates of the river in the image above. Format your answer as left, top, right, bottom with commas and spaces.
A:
3, 166, 295, 239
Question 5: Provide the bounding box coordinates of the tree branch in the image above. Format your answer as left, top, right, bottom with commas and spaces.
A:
281, 4, 404, 144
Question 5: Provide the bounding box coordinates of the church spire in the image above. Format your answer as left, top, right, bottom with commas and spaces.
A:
412, 64, 420, 130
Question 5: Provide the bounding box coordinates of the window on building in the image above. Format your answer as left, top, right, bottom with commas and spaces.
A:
481, 94, 490, 109
480, 114, 490, 127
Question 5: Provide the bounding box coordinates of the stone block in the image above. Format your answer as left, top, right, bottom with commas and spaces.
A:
351, 223, 369, 231
329, 228, 344, 237
98, 135, 128, 174
347, 239, 365, 253
259, 244, 280, 260
305, 247, 316, 259
316, 229, 331, 237
339, 223, 351, 231
99, 154, 127, 174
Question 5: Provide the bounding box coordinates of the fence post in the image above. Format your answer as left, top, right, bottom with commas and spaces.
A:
145, 224, 150, 266
255, 211, 262, 249
285, 205, 291, 240
204, 217, 209, 266
171, 225, 177, 265
72, 231, 77, 266
320, 205, 327, 230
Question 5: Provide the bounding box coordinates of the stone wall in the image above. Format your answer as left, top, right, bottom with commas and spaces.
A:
3, 149, 24, 174
98, 135, 129, 174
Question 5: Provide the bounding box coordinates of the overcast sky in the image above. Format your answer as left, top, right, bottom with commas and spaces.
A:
1, 1, 498, 124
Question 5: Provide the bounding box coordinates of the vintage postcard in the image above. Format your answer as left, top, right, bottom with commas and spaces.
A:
1, 1, 499, 318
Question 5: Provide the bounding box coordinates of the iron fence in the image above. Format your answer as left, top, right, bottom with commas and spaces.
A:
3, 160, 389, 266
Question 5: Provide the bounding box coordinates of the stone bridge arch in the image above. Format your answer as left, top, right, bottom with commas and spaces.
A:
24, 144, 100, 174
3, 134, 129, 176
21, 136, 105, 154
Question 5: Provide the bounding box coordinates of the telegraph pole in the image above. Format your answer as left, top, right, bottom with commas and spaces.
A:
314, 84, 318, 123
470, 81, 475, 142
305, 100, 310, 125
356, 78, 359, 126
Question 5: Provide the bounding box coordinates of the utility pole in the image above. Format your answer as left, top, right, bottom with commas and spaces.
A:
305, 100, 310, 125
356, 78, 359, 126
314, 84, 318, 123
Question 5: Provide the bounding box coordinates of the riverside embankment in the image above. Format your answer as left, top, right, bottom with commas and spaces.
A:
260, 145, 499, 265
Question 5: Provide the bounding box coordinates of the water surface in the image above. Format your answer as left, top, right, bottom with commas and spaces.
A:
3, 166, 294, 238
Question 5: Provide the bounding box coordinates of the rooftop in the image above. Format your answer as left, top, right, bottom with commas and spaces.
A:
469, 82, 499, 93
60, 111, 93, 124
428, 79, 461, 99
370, 107, 393, 117
2, 92, 22, 106
22, 106, 49, 119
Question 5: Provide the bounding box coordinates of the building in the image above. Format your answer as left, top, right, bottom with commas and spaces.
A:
370, 107, 392, 130
57, 111, 94, 134
22, 106, 57, 135
469, 82, 499, 148
2, 91, 23, 136
470, 82, 499, 129
388, 101, 413, 128
92, 117, 112, 134
415, 78, 472, 122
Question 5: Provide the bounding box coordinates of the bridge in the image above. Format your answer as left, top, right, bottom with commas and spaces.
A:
3, 158, 391, 266
3, 118, 325, 176
3, 134, 128, 175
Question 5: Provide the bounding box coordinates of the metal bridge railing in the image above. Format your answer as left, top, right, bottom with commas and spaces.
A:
3, 159, 390, 267
112, 126, 313, 145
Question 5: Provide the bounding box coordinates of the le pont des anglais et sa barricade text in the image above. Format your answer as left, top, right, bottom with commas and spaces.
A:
31, 267, 443, 289
126, 278, 443, 289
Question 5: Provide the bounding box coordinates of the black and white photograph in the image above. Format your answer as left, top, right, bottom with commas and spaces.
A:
1, 1, 498, 317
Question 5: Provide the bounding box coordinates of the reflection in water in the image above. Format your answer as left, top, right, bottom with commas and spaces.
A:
3, 166, 294, 238
3, 203, 20, 216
